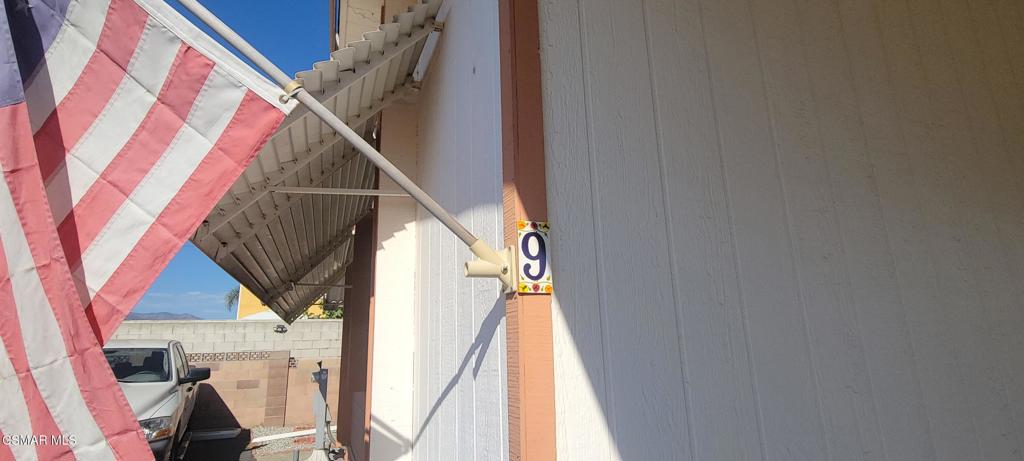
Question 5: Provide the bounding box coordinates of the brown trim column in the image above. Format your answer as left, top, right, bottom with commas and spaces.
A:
336, 211, 378, 461
499, 1, 556, 460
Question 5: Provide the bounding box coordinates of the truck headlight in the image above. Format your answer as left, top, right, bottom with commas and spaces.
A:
139, 417, 172, 441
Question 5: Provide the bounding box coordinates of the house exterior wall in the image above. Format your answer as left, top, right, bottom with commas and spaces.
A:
337, 0, 383, 46
539, 0, 1024, 459
412, 0, 510, 459
235, 285, 325, 320
368, 101, 419, 461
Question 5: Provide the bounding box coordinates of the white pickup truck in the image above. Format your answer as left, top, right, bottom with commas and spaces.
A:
103, 339, 210, 461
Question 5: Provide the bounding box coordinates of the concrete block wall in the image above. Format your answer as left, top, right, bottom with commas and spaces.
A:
111, 320, 343, 427
112, 320, 343, 358
187, 352, 293, 427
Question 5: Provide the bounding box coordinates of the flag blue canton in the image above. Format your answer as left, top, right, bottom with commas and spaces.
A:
2, 0, 70, 106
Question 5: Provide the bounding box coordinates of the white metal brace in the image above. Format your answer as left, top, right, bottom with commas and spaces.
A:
271, 186, 409, 197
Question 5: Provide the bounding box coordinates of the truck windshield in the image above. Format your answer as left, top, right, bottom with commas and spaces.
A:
103, 348, 171, 383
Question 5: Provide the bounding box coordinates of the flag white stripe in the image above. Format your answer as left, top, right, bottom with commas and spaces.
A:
76, 69, 246, 300
0, 181, 114, 460
185, 72, 247, 140
0, 337, 36, 461
25, 0, 113, 132
46, 18, 180, 223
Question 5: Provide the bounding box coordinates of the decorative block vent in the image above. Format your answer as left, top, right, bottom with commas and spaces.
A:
188, 351, 275, 362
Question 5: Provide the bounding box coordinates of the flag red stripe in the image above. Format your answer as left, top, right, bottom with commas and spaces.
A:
59, 44, 215, 269
1, 103, 151, 460
0, 429, 13, 461
88, 91, 284, 342
0, 236, 74, 460
34, 0, 149, 181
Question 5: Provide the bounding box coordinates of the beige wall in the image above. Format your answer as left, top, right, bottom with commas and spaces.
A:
369, 100, 419, 461
184, 355, 341, 428
337, 0, 418, 46
112, 320, 342, 428
541, 0, 1024, 459
338, 0, 382, 45
285, 358, 343, 427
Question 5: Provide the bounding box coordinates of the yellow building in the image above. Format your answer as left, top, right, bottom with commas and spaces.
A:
235, 285, 324, 320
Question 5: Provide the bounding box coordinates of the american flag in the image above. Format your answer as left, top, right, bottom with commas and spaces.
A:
0, 0, 291, 459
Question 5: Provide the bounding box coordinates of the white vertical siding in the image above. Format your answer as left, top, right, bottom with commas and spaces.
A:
540, 0, 1024, 459
411, 0, 508, 459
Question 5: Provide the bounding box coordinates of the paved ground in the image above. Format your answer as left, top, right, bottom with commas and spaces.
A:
182, 429, 331, 461
181, 430, 252, 461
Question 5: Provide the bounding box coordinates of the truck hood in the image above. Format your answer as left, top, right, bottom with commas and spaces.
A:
118, 381, 178, 420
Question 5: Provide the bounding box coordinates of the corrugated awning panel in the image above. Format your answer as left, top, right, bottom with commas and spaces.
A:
191, 0, 443, 322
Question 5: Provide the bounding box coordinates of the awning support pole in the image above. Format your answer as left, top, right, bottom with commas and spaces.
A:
271, 186, 410, 197
291, 282, 353, 289
178, 0, 515, 292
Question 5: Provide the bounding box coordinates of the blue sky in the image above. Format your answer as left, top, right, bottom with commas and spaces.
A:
132, 0, 330, 319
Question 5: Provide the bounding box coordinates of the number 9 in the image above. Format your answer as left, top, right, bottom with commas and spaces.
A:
521, 232, 547, 281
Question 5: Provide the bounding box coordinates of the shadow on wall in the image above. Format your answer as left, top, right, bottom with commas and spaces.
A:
411, 298, 506, 449
189, 383, 241, 430
369, 415, 413, 461
183, 384, 253, 461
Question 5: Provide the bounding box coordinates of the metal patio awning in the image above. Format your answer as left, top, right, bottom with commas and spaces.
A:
190, 1, 443, 322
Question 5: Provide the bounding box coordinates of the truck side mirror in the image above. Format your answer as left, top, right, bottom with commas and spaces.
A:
179, 367, 210, 384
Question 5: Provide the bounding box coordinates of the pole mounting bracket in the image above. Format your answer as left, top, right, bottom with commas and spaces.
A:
464, 240, 516, 293
279, 78, 304, 104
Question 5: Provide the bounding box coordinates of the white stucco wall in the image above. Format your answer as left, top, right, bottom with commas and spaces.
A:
369, 101, 419, 461
411, 0, 509, 459
541, 0, 1024, 459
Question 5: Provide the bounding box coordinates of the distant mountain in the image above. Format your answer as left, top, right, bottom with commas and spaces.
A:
125, 312, 202, 320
